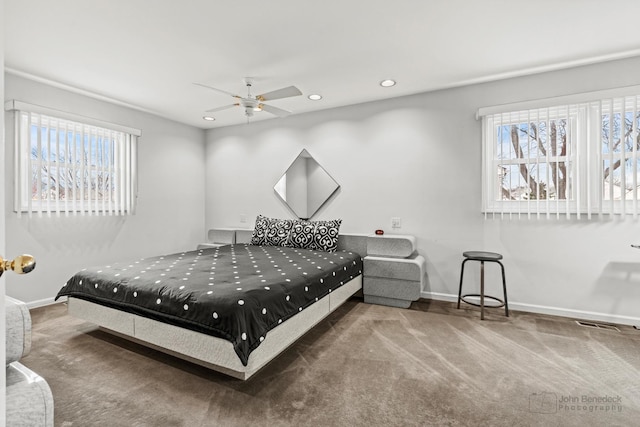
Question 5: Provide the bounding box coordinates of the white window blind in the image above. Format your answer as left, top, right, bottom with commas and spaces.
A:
7, 101, 140, 217
479, 89, 640, 219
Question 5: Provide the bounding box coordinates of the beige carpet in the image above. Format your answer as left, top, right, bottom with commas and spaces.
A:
23, 298, 640, 426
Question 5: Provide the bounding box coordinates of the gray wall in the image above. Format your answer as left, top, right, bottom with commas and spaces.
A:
205, 56, 640, 325
4, 73, 206, 304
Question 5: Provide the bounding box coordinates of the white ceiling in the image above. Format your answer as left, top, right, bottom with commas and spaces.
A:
5, 0, 640, 129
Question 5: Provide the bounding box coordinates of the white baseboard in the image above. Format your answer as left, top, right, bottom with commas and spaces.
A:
422, 291, 640, 327
25, 296, 66, 309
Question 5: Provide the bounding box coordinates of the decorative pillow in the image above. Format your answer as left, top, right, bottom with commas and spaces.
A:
252, 215, 342, 252
250, 215, 270, 245
264, 217, 294, 247
286, 220, 316, 250
251, 215, 294, 247
308, 219, 342, 252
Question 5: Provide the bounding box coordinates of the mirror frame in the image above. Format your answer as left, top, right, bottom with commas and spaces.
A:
273, 149, 340, 220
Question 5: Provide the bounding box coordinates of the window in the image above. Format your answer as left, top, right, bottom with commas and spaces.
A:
479, 89, 640, 219
7, 101, 140, 216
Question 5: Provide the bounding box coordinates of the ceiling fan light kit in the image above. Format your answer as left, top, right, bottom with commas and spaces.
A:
196, 77, 302, 122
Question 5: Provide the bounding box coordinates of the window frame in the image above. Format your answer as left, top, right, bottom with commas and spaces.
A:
482, 108, 580, 217
5, 100, 141, 217
479, 88, 640, 219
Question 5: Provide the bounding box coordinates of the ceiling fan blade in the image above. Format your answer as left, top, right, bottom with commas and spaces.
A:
205, 103, 240, 113
259, 103, 292, 117
193, 82, 242, 99
256, 86, 302, 102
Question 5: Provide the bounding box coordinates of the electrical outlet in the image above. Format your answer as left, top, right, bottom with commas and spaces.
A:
391, 217, 401, 229
240, 214, 247, 223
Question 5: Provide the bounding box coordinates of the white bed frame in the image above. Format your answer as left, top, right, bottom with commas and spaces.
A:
67, 275, 362, 380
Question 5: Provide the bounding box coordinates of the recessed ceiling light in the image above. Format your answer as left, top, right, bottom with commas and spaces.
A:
202, 116, 215, 121
308, 94, 322, 101
380, 79, 396, 87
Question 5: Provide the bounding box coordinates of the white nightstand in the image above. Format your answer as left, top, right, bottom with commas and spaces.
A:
362, 234, 425, 308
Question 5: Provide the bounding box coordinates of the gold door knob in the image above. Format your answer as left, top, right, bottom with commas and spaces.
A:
0, 254, 36, 276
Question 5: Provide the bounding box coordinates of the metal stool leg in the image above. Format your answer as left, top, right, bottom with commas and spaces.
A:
480, 261, 485, 320
457, 259, 468, 309
499, 260, 509, 317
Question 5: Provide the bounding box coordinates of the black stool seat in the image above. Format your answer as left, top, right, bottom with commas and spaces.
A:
457, 251, 509, 320
462, 251, 503, 261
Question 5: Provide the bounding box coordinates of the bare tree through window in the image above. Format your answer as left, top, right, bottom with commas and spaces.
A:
496, 111, 640, 203
496, 118, 569, 202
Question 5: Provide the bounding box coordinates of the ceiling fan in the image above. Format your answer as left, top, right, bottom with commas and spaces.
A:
195, 78, 302, 120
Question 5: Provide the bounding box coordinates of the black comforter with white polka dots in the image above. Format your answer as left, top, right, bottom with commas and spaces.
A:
56, 244, 363, 366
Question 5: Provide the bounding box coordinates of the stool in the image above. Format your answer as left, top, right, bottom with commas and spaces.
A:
457, 251, 509, 320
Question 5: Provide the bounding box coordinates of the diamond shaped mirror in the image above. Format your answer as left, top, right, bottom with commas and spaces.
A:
274, 149, 340, 220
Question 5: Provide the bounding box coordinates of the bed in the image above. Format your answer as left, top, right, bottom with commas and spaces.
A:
56, 226, 365, 380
